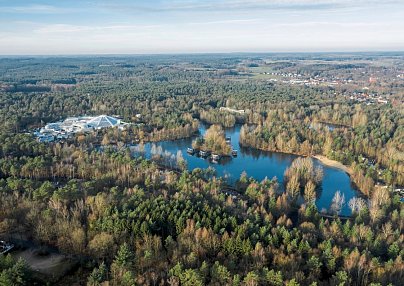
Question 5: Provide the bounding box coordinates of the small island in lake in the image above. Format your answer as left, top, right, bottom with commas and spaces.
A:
190, 125, 234, 160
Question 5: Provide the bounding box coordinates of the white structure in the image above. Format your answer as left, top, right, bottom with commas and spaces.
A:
0, 241, 14, 255
87, 115, 123, 129
36, 115, 128, 142
219, 107, 245, 114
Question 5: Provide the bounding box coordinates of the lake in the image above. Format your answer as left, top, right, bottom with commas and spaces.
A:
132, 124, 360, 215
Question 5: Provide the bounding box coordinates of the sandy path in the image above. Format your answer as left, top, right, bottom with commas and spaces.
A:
312, 155, 353, 175
12, 249, 74, 277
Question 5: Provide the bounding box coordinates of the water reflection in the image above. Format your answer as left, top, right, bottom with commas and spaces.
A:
132, 124, 359, 215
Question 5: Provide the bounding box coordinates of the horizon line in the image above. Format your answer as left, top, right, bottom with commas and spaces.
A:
1, 50, 404, 58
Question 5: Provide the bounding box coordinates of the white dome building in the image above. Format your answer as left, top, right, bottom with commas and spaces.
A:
87, 115, 123, 129
37, 115, 129, 142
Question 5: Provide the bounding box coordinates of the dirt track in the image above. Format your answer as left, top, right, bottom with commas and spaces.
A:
312, 155, 353, 175
12, 248, 75, 278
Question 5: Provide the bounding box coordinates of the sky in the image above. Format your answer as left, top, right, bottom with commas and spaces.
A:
0, 0, 404, 55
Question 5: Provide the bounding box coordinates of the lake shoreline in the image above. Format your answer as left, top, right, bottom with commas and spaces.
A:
238, 142, 361, 197
311, 155, 353, 176
239, 142, 353, 175
238, 140, 353, 175
132, 123, 362, 215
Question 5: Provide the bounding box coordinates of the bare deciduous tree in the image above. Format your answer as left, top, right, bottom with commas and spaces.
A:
330, 190, 345, 215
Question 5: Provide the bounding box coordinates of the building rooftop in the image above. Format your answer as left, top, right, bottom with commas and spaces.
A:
87, 115, 120, 129
35, 115, 129, 142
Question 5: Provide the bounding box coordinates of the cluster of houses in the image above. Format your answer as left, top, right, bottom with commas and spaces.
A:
348, 90, 389, 105
187, 136, 237, 163
263, 72, 304, 78
262, 72, 352, 87
34, 115, 129, 143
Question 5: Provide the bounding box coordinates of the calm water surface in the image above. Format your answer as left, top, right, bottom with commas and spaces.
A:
134, 124, 359, 215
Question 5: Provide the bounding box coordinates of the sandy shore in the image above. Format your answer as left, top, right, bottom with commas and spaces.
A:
312, 155, 353, 175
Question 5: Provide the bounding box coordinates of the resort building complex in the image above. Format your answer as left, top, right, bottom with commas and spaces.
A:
35, 115, 128, 142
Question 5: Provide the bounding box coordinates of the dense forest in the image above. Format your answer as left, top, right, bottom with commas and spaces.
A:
239, 104, 403, 193
0, 54, 403, 285
0, 132, 403, 285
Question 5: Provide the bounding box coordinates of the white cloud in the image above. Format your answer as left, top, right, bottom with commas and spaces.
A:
0, 4, 73, 14
2, 16, 403, 55
103, 0, 402, 13
34, 24, 161, 34
0, 0, 403, 54
187, 19, 262, 26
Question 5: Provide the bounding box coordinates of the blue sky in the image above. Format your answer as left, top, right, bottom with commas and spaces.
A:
1, 0, 403, 54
